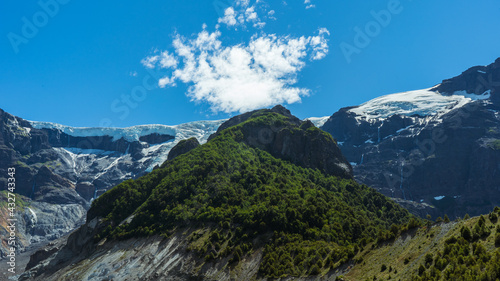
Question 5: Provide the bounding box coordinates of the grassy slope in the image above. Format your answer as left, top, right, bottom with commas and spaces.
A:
346, 210, 500, 281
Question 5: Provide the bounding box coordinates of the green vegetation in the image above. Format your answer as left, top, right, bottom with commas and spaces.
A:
88, 111, 418, 278
346, 207, 500, 281
414, 217, 500, 280
488, 139, 500, 150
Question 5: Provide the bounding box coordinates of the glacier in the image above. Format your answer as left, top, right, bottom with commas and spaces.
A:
348, 88, 490, 120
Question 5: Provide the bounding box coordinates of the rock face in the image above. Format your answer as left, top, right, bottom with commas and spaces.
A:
211, 105, 353, 179
0, 108, 225, 260
321, 58, 500, 218
167, 137, 200, 161
0, 193, 86, 260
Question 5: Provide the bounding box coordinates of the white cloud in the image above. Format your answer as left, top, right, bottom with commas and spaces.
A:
143, 28, 330, 113
245, 7, 257, 20
218, 7, 238, 26
142, 51, 178, 69
218, 0, 265, 29
304, 0, 315, 9
159, 51, 178, 68
141, 56, 159, 69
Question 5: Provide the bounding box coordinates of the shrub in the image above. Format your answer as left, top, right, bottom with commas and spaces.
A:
489, 212, 498, 223
310, 265, 320, 275
461, 226, 472, 241
443, 214, 450, 223
418, 264, 426, 276
495, 233, 500, 247
425, 253, 434, 267
381, 264, 387, 272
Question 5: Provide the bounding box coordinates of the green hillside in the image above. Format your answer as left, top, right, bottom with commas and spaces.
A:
87, 109, 419, 278
345, 210, 500, 281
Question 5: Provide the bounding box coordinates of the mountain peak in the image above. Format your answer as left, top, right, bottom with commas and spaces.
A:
211, 105, 352, 178
432, 57, 500, 102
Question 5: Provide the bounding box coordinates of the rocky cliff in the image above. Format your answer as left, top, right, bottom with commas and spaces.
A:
321, 58, 500, 218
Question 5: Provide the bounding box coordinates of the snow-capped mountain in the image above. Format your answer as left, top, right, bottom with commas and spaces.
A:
321, 57, 500, 218
0, 109, 225, 258
29, 120, 225, 180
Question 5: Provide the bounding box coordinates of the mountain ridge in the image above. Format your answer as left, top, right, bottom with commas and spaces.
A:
20, 106, 416, 280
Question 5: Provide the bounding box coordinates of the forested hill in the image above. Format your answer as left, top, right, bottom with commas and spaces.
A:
24, 106, 500, 280
28, 106, 417, 280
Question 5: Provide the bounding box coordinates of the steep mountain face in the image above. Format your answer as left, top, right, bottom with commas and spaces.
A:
20, 107, 415, 281
0, 108, 224, 258
321, 58, 500, 218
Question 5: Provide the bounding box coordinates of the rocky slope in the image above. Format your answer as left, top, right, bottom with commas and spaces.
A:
0, 108, 224, 259
18, 106, 415, 281
321, 58, 500, 218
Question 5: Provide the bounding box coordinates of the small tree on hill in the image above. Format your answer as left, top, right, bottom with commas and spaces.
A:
443, 214, 450, 223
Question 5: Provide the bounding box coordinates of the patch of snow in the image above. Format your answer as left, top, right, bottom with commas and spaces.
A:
336, 162, 350, 172
348, 88, 489, 120
27, 207, 37, 223
305, 116, 330, 127
477, 70, 487, 74
349, 162, 357, 166
337, 141, 344, 146
365, 139, 374, 144
434, 196, 445, 201
453, 90, 491, 100
396, 126, 412, 133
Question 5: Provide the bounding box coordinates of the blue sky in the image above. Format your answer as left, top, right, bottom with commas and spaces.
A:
1, 0, 500, 127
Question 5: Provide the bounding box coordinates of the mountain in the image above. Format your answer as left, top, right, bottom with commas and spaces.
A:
19, 106, 416, 281
321, 58, 500, 218
0, 108, 224, 258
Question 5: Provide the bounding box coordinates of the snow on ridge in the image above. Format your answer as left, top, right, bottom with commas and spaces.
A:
348, 88, 490, 120
29, 120, 227, 142
305, 116, 330, 128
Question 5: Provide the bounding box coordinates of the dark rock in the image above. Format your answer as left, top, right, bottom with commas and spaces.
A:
432, 57, 500, 102
167, 137, 200, 161
75, 182, 95, 201
25, 247, 60, 270
139, 133, 174, 145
